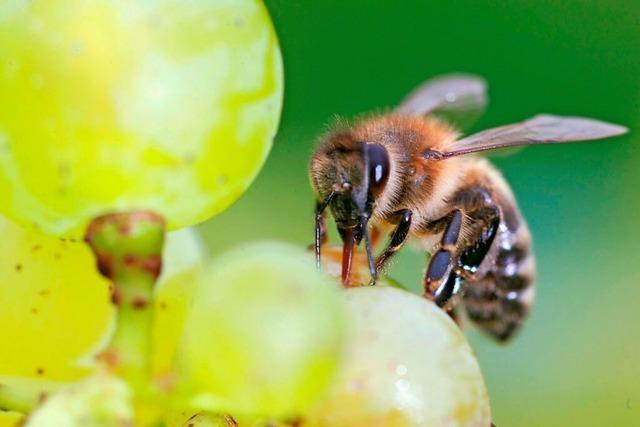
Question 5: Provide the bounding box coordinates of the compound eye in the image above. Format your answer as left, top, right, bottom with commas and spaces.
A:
365, 143, 390, 197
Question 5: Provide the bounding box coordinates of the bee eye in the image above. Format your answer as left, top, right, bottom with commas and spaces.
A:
365, 143, 390, 196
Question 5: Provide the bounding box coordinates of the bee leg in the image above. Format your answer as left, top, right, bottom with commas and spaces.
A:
374, 209, 413, 274
313, 194, 335, 270
457, 208, 500, 276
424, 209, 464, 307
362, 220, 378, 284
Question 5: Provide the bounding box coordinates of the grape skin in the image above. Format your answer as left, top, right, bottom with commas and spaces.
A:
0, 0, 283, 237
305, 286, 492, 427
0, 217, 204, 390
175, 242, 346, 420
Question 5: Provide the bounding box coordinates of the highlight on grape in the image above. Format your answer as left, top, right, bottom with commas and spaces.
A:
0, 1, 492, 426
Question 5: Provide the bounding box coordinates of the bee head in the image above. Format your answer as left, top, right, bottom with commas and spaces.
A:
311, 141, 390, 229
311, 140, 391, 285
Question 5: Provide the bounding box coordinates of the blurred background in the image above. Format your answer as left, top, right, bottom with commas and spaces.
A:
200, 1, 639, 426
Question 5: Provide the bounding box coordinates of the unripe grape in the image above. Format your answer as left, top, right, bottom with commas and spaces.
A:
0, 411, 24, 427
305, 286, 491, 427
175, 242, 346, 420
0, 0, 283, 237
179, 413, 237, 427
153, 229, 206, 376
24, 373, 133, 427
0, 217, 113, 381
0, 216, 204, 382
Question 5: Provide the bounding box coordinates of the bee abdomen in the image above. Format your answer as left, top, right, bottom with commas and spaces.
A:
463, 223, 536, 342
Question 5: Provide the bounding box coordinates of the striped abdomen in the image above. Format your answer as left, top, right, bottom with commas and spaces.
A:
460, 166, 536, 341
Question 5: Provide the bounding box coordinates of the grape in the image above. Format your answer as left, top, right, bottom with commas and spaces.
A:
153, 228, 206, 376
0, 217, 204, 384
175, 242, 346, 420
0, 411, 24, 427
178, 413, 237, 427
0, 216, 114, 381
24, 373, 133, 427
176, 413, 296, 427
0, 0, 283, 237
305, 286, 491, 427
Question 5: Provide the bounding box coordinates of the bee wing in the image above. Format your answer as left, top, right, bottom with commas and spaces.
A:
438, 114, 628, 158
396, 74, 488, 131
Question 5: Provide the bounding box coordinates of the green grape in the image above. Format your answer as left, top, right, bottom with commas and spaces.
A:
0, 216, 114, 381
24, 373, 133, 427
305, 286, 491, 427
0, 411, 24, 427
0, 0, 283, 237
178, 412, 237, 427
164, 410, 296, 427
175, 242, 346, 420
153, 228, 206, 376
177, 413, 294, 427
0, 216, 204, 383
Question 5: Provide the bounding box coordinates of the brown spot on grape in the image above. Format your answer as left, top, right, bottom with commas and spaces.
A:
285, 417, 302, 427
123, 254, 136, 266
94, 252, 115, 278
36, 368, 44, 375
31, 307, 38, 315
31, 245, 41, 252
132, 297, 148, 309
15, 264, 22, 271
160, 301, 168, 310
38, 392, 48, 403
38, 289, 51, 296
111, 287, 122, 306
97, 349, 119, 367
118, 223, 132, 235
142, 255, 162, 278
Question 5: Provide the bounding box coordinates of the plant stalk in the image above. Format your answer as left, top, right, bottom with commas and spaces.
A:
85, 211, 165, 394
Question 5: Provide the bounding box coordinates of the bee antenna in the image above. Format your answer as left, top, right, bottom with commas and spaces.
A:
315, 191, 336, 270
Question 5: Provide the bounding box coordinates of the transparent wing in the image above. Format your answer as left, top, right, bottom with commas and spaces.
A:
395, 74, 488, 130
439, 114, 628, 158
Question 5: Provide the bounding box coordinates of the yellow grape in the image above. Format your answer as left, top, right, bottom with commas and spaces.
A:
0, 216, 204, 384
0, 412, 23, 427
0, 216, 113, 381
0, 0, 283, 237
306, 286, 492, 427
176, 413, 293, 427
175, 242, 346, 420
165, 411, 287, 427
153, 228, 206, 376
177, 413, 237, 427
24, 373, 133, 427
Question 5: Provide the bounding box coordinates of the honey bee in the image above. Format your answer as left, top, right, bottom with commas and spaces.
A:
310, 74, 627, 341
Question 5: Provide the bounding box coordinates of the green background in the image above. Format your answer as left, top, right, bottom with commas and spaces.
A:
201, 1, 640, 426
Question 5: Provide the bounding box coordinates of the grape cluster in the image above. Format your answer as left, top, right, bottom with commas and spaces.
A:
0, 1, 492, 426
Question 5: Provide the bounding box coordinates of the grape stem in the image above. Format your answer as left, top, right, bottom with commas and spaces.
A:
84, 212, 165, 399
